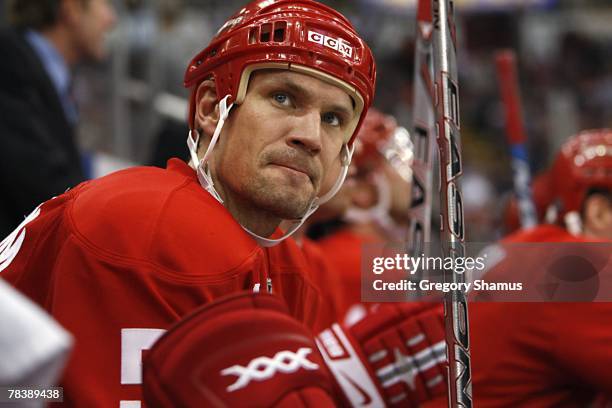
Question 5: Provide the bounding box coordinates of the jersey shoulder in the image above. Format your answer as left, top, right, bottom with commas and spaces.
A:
502, 224, 577, 243
69, 162, 261, 277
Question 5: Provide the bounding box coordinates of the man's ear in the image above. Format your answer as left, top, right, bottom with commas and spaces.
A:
195, 80, 220, 139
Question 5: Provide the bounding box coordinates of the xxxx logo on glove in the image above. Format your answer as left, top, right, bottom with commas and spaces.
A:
221, 347, 319, 392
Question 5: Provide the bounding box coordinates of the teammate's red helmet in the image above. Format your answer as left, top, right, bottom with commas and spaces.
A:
353, 108, 397, 166
184, 0, 376, 146
551, 129, 612, 215
352, 108, 414, 182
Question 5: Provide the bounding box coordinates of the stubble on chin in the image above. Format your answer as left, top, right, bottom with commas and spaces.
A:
247, 176, 315, 220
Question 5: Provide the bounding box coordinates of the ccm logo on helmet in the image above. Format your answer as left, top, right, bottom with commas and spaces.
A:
307, 30, 353, 59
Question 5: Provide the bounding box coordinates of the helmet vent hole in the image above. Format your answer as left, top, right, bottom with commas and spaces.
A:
308, 51, 315, 59
260, 23, 272, 42
273, 21, 287, 42
248, 27, 258, 44
347, 66, 353, 74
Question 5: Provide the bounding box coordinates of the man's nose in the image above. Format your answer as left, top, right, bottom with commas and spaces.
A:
288, 111, 322, 156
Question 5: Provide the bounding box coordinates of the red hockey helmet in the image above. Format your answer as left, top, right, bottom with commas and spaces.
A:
184, 0, 376, 146
551, 129, 612, 216
353, 108, 414, 182
353, 108, 396, 165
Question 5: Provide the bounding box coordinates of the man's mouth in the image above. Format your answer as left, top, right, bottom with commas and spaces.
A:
270, 162, 316, 184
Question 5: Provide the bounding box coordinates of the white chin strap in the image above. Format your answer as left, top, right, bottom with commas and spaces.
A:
187, 94, 354, 247
187, 95, 234, 203
343, 171, 405, 241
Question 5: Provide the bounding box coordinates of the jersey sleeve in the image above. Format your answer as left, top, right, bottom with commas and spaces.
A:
1, 191, 73, 301
301, 239, 344, 332
0, 173, 270, 407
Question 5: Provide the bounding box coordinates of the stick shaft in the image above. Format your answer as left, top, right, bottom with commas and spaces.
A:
409, 0, 436, 258
432, 1, 472, 406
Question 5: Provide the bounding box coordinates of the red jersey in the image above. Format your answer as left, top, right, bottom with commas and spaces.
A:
0, 159, 326, 407
299, 237, 344, 332
317, 229, 380, 321
470, 225, 612, 407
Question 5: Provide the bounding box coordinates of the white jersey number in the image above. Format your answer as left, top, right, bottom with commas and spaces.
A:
120, 328, 165, 408
0, 205, 42, 273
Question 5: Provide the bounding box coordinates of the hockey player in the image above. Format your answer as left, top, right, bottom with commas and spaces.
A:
0, 1, 376, 405
469, 129, 612, 406
140, 111, 448, 407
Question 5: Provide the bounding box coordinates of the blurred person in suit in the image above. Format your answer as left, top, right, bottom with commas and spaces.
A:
0, 0, 116, 237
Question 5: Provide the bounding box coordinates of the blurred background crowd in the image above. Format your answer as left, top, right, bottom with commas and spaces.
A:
1, 0, 610, 242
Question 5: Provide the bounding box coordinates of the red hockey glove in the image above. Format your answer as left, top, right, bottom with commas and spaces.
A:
143, 292, 336, 408
316, 302, 447, 407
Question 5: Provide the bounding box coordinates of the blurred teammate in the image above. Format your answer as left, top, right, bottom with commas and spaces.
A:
314, 108, 415, 322
0, 0, 376, 405
310, 109, 448, 407
470, 129, 612, 406
0, 0, 116, 237
292, 109, 414, 331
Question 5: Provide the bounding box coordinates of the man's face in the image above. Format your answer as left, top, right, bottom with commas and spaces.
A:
210, 70, 355, 220
73, 0, 117, 61
583, 192, 612, 240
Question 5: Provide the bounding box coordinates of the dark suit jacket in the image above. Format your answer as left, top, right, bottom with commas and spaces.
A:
0, 28, 85, 238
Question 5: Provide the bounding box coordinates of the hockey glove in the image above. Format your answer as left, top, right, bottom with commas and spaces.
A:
316, 302, 447, 407
143, 291, 336, 408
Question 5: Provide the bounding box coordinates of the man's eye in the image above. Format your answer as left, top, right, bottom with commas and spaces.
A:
273, 93, 290, 105
322, 112, 341, 127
